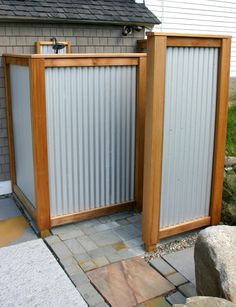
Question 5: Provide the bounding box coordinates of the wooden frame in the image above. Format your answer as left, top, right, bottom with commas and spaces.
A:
142, 33, 231, 251
35, 41, 72, 54
3, 53, 146, 234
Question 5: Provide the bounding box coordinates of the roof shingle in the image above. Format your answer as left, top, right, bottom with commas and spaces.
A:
0, 0, 160, 25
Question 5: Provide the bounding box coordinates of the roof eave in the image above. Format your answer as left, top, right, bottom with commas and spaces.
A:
0, 15, 160, 27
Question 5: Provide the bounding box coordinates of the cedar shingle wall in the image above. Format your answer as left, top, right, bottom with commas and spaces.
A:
0, 22, 144, 182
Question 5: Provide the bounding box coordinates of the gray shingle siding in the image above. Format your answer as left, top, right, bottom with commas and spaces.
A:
0, 22, 145, 182
0, 1, 160, 25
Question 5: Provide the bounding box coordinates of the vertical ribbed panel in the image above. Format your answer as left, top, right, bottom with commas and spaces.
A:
45, 66, 136, 216
10, 65, 36, 206
40, 45, 66, 54
160, 47, 218, 228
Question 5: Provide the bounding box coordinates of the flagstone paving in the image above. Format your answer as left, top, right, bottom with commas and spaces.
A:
45, 210, 198, 306
87, 257, 175, 307
0, 197, 37, 247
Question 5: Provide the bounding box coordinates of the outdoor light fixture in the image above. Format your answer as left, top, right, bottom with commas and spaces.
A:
50, 37, 66, 54
122, 25, 143, 36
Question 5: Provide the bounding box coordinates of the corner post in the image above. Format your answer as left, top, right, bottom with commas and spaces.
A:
210, 37, 231, 224
30, 58, 51, 236
135, 56, 147, 210
142, 34, 167, 251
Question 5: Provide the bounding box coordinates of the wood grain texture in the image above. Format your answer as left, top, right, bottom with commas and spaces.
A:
135, 56, 147, 210
45, 57, 139, 67
3, 53, 146, 59
35, 41, 72, 54
159, 216, 211, 239
210, 37, 231, 225
29, 58, 51, 232
87, 257, 175, 307
5, 57, 29, 66
142, 35, 167, 248
147, 32, 231, 39
13, 184, 36, 219
51, 201, 135, 227
137, 38, 221, 49
3, 58, 16, 186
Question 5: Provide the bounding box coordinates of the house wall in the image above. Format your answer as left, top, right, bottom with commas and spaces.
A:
145, 0, 236, 98
0, 22, 144, 189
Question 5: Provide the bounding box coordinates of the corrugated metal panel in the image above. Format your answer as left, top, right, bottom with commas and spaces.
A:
40, 45, 66, 54
160, 47, 218, 228
10, 65, 36, 206
45, 66, 137, 217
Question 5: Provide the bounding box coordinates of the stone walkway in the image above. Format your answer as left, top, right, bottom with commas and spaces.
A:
45, 210, 198, 306
0, 197, 37, 247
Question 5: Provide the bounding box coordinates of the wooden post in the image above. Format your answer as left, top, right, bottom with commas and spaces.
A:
3, 58, 16, 187
135, 56, 147, 210
210, 38, 231, 224
30, 58, 51, 236
142, 34, 167, 251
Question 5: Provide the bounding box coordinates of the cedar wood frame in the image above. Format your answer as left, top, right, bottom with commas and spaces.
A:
35, 41, 72, 54
4, 53, 146, 236
142, 33, 231, 251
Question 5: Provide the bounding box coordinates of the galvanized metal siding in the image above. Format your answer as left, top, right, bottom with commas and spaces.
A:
10, 65, 36, 206
45, 66, 137, 216
160, 47, 218, 228
40, 45, 66, 54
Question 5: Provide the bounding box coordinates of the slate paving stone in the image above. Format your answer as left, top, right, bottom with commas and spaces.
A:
131, 245, 145, 256
112, 241, 128, 251
106, 252, 124, 263
127, 214, 142, 223
166, 291, 186, 305
150, 257, 176, 276
77, 235, 98, 251
98, 216, 112, 224
51, 224, 77, 235
113, 224, 141, 241
109, 211, 133, 221
87, 246, 117, 258
0, 198, 22, 220
44, 235, 61, 245
162, 248, 195, 283
137, 296, 171, 306
49, 241, 73, 260
117, 219, 130, 226
80, 259, 97, 272
74, 252, 92, 264
90, 230, 121, 247
77, 282, 105, 306
178, 283, 197, 298
92, 256, 109, 268
64, 238, 86, 254
75, 219, 100, 231
58, 229, 84, 241
166, 272, 188, 287
70, 270, 90, 287
126, 237, 144, 248
93, 302, 109, 307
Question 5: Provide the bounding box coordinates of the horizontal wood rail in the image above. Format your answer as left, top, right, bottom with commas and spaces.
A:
51, 201, 136, 227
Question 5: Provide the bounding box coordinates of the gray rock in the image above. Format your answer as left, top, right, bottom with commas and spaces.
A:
174, 296, 236, 307
225, 156, 236, 167
194, 226, 236, 303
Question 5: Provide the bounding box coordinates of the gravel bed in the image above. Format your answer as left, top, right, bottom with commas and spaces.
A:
145, 230, 199, 262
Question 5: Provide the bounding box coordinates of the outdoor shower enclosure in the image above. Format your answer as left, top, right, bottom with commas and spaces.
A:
142, 33, 231, 251
4, 53, 146, 235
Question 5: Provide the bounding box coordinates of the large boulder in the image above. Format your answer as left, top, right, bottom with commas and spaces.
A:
194, 226, 236, 303
174, 296, 236, 307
